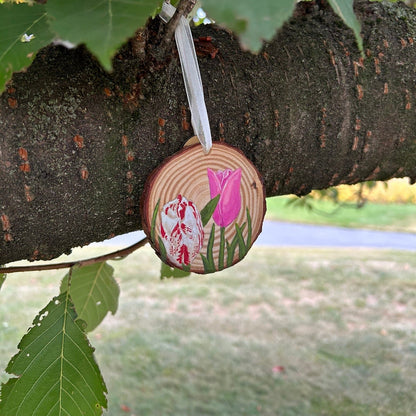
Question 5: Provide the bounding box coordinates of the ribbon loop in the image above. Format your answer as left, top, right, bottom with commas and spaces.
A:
161, 2, 212, 153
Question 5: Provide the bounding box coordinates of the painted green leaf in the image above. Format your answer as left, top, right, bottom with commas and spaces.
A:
60, 262, 119, 332
226, 223, 246, 267
327, 0, 363, 53
206, 222, 216, 269
0, 271, 6, 291
0, 3, 54, 92
226, 239, 237, 268
160, 261, 191, 279
201, 222, 216, 273
46, 0, 159, 71
200, 194, 220, 227
218, 226, 225, 270
151, 199, 160, 243
235, 222, 248, 260
202, 0, 296, 51
246, 208, 252, 248
158, 236, 168, 263
0, 292, 107, 415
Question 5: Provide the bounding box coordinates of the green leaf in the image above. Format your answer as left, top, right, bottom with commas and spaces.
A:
206, 222, 215, 269
0, 292, 107, 415
151, 199, 160, 243
160, 261, 191, 279
0, 3, 54, 92
202, 0, 297, 51
158, 235, 167, 263
0, 271, 6, 291
246, 208, 252, 248
218, 226, 225, 271
235, 222, 248, 260
201, 223, 216, 273
46, 0, 159, 71
327, 0, 363, 53
60, 262, 119, 332
200, 194, 220, 227
226, 223, 246, 267
201, 253, 210, 271
226, 239, 237, 268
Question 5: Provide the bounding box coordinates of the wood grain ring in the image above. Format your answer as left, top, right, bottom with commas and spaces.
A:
141, 142, 266, 274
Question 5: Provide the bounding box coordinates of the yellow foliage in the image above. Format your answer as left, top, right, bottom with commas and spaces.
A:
312, 178, 416, 204
0, 0, 34, 3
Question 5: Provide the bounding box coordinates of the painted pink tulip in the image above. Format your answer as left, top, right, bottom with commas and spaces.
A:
160, 195, 204, 267
207, 168, 242, 227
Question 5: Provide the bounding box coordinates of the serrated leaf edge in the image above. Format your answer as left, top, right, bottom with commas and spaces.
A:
0, 10, 48, 63
0, 292, 107, 414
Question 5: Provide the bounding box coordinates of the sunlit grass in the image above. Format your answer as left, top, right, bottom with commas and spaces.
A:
1, 246, 416, 415
266, 196, 416, 232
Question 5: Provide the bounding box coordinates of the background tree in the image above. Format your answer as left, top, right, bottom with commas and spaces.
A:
0, 0, 415, 414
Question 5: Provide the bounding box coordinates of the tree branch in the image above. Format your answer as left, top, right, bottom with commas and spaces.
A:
154, 0, 197, 61
0, 238, 148, 274
160, 0, 197, 46
0, 1, 415, 264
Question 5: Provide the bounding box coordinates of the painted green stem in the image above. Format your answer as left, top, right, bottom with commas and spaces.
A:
218, 227, 225, 270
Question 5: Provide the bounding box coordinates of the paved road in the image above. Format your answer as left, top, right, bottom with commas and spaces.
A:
95, 220, 416, 251
256, 221, 416, 251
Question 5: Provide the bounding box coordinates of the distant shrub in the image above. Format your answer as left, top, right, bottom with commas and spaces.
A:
331, 179, 416, 204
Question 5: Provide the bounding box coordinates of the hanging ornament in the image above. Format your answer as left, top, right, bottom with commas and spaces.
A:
141, 4, 266, 273
141, 142, 266, 274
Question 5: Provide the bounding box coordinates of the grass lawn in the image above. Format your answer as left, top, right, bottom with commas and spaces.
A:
266, 196, 416, 233
1, 246, 416, 415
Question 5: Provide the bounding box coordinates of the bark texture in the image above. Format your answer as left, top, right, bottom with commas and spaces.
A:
1, 0, 416, 263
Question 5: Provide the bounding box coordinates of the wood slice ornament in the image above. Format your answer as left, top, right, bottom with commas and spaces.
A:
141, 142, 266, 274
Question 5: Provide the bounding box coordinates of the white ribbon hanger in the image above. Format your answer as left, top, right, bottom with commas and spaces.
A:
160, 2, 212, 154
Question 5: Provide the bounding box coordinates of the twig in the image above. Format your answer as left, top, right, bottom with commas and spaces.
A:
0, 237, 148, 274
160, 0, 197, 50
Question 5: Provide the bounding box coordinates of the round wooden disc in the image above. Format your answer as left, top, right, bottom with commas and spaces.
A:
141, 142, 266, 274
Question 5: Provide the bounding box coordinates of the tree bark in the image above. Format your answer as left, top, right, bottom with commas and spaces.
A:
1, 0, 415, 264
